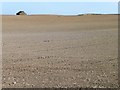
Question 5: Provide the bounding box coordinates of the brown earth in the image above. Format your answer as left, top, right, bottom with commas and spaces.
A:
2, 15, 118, 88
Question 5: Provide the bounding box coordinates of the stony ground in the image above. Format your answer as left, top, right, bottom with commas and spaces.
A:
2, 15, 118, 88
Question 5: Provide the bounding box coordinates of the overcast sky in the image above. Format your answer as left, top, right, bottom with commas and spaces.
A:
1, 2, 118, 15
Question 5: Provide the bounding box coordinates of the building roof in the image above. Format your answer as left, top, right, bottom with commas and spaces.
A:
16, 11, 27, 15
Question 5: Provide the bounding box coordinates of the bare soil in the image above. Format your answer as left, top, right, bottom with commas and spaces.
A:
2, 15, 118, 88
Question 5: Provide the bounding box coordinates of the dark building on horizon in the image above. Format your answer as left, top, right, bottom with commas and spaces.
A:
16, 11, 27, 15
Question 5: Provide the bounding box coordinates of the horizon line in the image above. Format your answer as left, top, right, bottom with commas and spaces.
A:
0, 13, 119, 16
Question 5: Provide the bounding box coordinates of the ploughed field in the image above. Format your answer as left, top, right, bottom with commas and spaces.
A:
2, 15, 118, 88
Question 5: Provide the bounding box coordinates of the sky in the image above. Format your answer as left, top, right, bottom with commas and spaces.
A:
1, 2, 118, 15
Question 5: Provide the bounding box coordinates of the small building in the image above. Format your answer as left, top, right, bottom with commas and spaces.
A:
16, 11, 27, 15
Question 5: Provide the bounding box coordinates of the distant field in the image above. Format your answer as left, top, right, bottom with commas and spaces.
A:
2, 15, 118, 88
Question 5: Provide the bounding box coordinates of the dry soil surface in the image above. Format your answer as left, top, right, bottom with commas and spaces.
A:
2, 15, 118, 88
